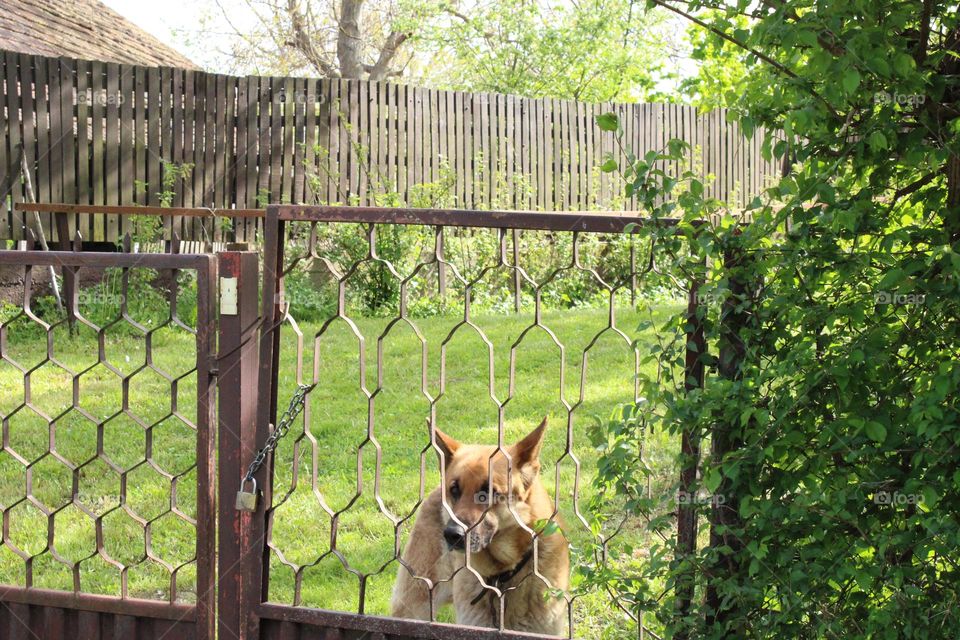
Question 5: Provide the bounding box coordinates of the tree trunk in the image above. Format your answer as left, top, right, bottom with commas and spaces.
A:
946, 153, 960, 242
705, 239, 750, 636
675, 265, 706, 638
338, 0, 366, 78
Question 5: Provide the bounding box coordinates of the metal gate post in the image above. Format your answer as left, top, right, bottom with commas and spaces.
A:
217, 251, 261, 640
196, 254, 220, 640
236, 204, 287, 638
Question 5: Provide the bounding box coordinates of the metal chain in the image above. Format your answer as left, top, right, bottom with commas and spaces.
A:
242, 383, 315, 485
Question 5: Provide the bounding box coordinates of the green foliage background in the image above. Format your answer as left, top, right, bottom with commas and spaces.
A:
587, 1, 960, 638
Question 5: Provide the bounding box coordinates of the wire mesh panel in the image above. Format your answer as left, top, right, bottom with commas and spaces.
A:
0, 250, 216, 639
254, 206, 684, 639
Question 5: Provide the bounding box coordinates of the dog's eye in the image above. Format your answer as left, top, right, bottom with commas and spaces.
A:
449, 481, 461, 501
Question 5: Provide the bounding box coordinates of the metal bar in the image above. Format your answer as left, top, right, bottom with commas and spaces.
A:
261, 215, 286, 600
437, 226, 447, 299
0, 251, 211, 270
16, 202, 678, 231
0, 586, 197, 621
245, 206, 286, 639
217, 251, 261, 640
195, 253, 218, 640
257, 603, 554, 640
14, 204, 711, 235
16, 203, 265, 218
274, 205, 681, 233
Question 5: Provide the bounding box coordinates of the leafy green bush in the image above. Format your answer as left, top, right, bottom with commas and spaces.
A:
584, 2, 960, 637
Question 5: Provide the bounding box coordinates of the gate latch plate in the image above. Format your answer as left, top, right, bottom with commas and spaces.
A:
221, 277, 238, 315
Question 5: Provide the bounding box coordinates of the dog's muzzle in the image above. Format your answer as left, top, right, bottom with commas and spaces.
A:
443, 524, 466, 550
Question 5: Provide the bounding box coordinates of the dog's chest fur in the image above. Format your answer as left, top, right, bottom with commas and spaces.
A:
450, 520, 569, 635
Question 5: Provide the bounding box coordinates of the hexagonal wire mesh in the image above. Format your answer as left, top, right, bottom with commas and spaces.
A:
0, 251, 216, 611
260, 208, 681, 638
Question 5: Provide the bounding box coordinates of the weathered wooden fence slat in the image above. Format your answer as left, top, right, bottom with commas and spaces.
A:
1, 50, 780, 243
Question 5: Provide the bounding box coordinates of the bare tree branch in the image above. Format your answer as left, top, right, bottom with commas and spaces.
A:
366, 30, 410, 80
212, 0, 436, 79
287, 0, 340, 76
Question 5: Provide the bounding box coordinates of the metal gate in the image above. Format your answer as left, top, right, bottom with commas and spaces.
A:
0, 249, 217, 639
1, 204, 701, 640
227, 205, 678, 640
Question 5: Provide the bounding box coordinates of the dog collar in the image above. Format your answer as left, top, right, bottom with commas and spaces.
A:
470, 547, 535, 605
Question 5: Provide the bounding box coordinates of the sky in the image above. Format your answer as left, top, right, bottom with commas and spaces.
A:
101, 0, 252, 70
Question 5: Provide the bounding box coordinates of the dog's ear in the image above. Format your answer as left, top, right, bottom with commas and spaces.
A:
510, 416, 547, 486
431, 422, 461, 468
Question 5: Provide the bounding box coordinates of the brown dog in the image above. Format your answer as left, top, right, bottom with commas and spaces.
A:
390, 418, 569, 635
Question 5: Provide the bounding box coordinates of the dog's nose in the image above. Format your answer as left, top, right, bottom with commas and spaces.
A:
443, 524, 466, 550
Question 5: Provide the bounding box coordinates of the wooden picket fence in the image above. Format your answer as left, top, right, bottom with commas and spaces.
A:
0, 50, 782, 243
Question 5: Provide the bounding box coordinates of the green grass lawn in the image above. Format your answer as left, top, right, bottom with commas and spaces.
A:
0, 302, 679, 638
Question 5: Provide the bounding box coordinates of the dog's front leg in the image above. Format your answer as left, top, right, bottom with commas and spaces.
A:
452, 570, 499, 628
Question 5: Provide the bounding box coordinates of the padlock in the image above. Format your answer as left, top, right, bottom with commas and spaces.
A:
235, 477, 259, 512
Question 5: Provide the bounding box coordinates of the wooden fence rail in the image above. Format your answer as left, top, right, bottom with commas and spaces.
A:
0, 50, 781, 243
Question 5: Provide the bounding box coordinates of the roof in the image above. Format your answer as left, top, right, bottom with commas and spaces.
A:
0, 0, 198, 69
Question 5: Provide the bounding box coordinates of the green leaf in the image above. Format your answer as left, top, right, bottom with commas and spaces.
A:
704, 468, 722, 493
868, 131, 888, 151
864, 421, 887, 443
596, 112, 619, 132
877, 267, 904, 290
842, 68, 861, 94
798, 30, 818, 48
600, 156, 618, 173
536, 519, 562, 536
893, 53, 915, 76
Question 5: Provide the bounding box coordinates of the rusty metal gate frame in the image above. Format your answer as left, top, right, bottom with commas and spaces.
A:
0, 203, 708, 640
225, 205, 703, 640
0, 249, 217, 639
